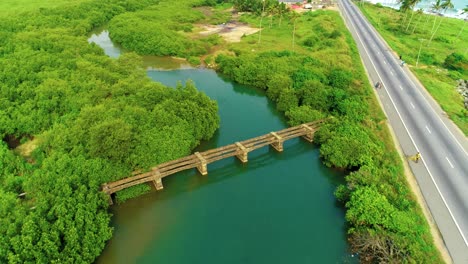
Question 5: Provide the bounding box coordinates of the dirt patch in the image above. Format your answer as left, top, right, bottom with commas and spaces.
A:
199, 22, 260, 43
292, 1, 339, 13
15, 137, 39, 163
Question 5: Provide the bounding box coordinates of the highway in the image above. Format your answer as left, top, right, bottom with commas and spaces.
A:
337, 0, 468, 262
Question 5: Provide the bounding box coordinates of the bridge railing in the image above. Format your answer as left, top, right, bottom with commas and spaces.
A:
102, 119, 327, 203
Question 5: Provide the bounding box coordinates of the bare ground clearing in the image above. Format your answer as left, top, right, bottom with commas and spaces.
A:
198, 22, 260, 43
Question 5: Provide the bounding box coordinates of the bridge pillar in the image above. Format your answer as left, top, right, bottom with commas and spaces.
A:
235, 142, 248, 163
301, 124, 315, 142
194, 152, 208, 175
107, 195, 114, 205
270, 132, 284, 152
152, 171, 164, 191
101, 184, 114, 205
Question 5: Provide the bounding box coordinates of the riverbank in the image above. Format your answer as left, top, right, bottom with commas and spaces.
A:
204, 3, 441, 262
0, 0, 443, 263
0, 0, 220, 262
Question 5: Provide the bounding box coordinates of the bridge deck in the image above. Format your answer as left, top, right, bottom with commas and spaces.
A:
102, 120, 325, 200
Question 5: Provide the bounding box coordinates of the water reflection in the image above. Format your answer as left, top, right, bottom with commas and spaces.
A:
89, 29, 356, 264
88, 30, 193, 70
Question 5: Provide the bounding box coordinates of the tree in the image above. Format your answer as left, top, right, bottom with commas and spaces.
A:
277, 2, 288, 26
430, 0, 443, 33
400, 0, 421, 32
257, 0, 266, 44
267, 4, 276, 29
290, 12, 301, 51
411, 9, 424, 34
328, 68, 353, 90
266, 74, 293, 101
87, 118, 134, 162
398, 0, 410, 25
315, 121, 383, 168
444, 52, 468, 72
277, 88, 299, 112
428, 0, 454, 45
285, 106, 325, 126
457, 5, 468, 38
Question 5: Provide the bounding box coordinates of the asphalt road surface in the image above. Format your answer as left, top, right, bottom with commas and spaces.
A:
337, 0, 468, 262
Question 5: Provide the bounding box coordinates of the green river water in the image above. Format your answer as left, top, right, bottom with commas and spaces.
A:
90, 31, 356, 264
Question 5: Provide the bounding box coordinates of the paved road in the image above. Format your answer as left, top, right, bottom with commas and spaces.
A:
337, 0, 468, 262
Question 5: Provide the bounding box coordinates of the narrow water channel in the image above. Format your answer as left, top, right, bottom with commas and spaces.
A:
90, 31, 355, 264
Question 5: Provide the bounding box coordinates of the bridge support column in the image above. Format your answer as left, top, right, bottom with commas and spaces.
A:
301, 124, 315, 142
235, 142, 248, 163
107, 194, 114, 205
270, 132, 284, 152
101, 184, 114, 205
195, 152, 208, 175
152, 171, 163, 191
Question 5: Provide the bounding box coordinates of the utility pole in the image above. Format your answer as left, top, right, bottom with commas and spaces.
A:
416, 38, 426, 67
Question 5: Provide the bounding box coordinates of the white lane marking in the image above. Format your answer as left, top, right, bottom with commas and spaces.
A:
383, 23, 468, 158
340, 1, 468, 247
399, 85, 403, 90
390, 71, 394, 76
384, 60, 387, 64
378, 51, 380, 55
426, 125, 432, 134
446, 157, 454, 168
410, 102, 415, 109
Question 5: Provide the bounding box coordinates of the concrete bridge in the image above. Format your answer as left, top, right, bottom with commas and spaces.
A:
102, 120, 325, 204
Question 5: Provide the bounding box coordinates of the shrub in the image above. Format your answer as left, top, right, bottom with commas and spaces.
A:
328, 68, 353, 90
302, 34, 319, 47
329, 29, 341, 39
444, 52, 468, 73
285, 105, 325, 126
277, 88, 299, 112
116, 184, 152, 203
419, 51, 437, 65
188, 56, 201, 65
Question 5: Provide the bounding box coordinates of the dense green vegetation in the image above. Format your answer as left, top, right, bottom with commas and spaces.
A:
0, 0, 445, 262
108, 0, 228, 58
215, 9, 442, 263
0, 0, 89, 16
0, 0, 219, 262
357, 1, 468, 135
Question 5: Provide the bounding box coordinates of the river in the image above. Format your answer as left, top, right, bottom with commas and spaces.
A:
89, 31, 356, 264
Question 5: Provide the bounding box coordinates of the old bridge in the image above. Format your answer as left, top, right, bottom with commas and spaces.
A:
102, 120, 325, 204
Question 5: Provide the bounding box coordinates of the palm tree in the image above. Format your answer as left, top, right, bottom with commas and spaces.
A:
422, 9, 432, 32
428, 0, 454, 45
456, 5, 468, 38
399, 0, 411, 26
267, 4, 277, 29
411, 9, 424, 34
290, 12, 301, 51
277, 2, 288, 27
430, 0, 443, 33
403, 0, 422, 32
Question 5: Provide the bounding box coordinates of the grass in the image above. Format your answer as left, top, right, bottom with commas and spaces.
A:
232, 11, 353, 69
0, 0, 90, 16
358, 2, 468, 135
